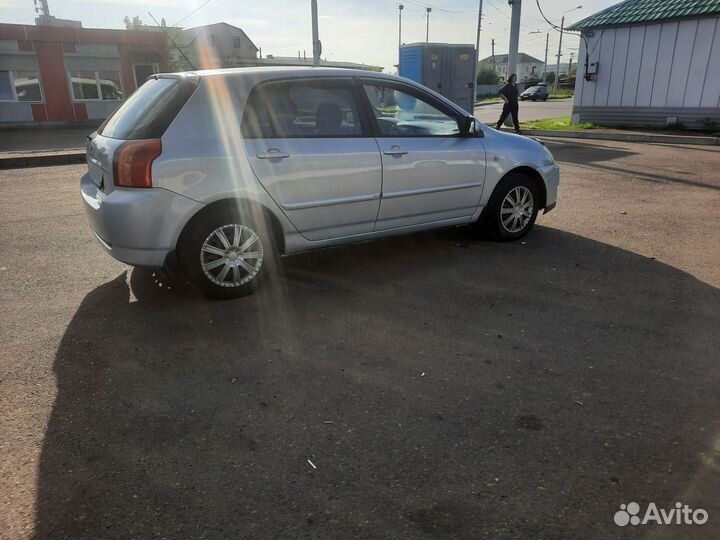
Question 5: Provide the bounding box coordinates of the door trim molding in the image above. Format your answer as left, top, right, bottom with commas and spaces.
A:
383, 180, 483, 199
281, 192, 381, 210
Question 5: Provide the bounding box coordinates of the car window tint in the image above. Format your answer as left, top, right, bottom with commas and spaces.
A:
363, 83, 459, 137
98, 77, 197, 140
242, 81, 362, 139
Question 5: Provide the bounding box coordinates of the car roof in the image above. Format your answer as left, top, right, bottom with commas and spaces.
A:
160, 66, 469, 116
171, 66, 397, 82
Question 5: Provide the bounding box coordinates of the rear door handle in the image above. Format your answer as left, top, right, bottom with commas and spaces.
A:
383, 146, 408, 156
256, 148, 290, 159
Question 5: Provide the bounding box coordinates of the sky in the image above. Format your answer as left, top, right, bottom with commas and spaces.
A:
2, 0, 621, 71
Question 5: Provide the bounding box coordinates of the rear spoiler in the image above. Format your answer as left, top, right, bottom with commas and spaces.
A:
147, 73, 201, 86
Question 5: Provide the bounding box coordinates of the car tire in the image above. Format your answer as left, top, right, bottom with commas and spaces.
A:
178, 206, 277, 299
478, 173, 540, 242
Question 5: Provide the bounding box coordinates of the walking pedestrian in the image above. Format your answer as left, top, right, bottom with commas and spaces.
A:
495, 73, 520, 134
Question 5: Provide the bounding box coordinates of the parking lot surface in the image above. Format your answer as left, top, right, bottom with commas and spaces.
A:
1, 139, 719, 539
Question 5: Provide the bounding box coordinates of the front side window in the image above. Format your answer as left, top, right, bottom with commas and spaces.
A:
242, 81, 363, 139
70, 71, 123, 101
363, 83, 459, 137
0, 70, 44, 102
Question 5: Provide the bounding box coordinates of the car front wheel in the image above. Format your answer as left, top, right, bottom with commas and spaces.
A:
178, 209, 276, 299
480, 173, 540, 241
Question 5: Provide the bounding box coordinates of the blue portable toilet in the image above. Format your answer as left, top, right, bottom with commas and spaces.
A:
399, 43, 476, 112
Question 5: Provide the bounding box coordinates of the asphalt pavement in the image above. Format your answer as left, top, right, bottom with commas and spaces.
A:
1, 139, 719, 539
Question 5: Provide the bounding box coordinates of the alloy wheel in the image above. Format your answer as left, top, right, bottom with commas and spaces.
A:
500, 186, 534, 233
200, 224, 264, 287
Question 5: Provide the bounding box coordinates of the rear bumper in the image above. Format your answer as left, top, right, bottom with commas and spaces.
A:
80, 173, 203, 267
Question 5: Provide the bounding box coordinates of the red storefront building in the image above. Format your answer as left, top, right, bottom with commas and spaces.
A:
0, 23, 168, 124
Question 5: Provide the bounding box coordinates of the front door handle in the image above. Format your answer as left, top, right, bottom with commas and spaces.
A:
383, 146, 408, 156
257, 148, 290, 159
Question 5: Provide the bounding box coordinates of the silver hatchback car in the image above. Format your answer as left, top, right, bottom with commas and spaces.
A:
81, 67, 559, 299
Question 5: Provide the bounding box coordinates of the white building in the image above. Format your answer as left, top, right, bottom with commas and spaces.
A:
569, 0, 720, 129
479, 52, 545, 81
171, 22, 258, 70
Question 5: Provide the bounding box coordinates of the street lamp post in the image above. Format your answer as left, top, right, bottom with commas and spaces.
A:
425, 7, 431, 43
398, 4, 404, 48
311, 0, 321, 67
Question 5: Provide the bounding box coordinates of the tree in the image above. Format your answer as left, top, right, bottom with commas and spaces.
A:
123, 15, 144, 30
476, 64, 500, 85
544, 71, 556, 84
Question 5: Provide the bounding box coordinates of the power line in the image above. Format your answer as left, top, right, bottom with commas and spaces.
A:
402, 0, 471, 17
148, 11, 197, 70
171, 0, 214, 28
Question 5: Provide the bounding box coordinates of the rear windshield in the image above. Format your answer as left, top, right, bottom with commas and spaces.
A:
98, 77, 197, 140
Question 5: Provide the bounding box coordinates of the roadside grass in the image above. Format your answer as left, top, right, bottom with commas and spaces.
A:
521, 116, 720, 135
548, 91, 574, 100
520, 116, 598, 131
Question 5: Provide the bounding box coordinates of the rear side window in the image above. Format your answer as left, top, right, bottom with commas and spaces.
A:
98, 77, 197, 140
242, 80, 364, 139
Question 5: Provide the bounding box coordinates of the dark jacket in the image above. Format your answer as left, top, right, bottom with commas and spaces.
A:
499, 83, 519, 105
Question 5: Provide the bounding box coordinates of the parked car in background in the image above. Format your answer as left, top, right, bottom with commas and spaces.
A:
520, 84, 548, 101
81, 67, 559, 299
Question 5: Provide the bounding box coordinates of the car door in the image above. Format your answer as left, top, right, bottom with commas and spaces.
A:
242, 78, 381, 241
360, 80, 486, 231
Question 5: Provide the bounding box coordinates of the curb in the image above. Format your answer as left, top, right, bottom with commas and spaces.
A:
522, 129, 720, 146
474, 101, 501, 108
0, 150, 85, 170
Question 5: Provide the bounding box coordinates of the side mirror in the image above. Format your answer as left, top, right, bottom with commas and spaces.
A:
458, 115, 478, 137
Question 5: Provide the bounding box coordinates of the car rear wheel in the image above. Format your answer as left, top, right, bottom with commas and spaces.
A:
178, 210, 275, 299
478, 173, 540, 241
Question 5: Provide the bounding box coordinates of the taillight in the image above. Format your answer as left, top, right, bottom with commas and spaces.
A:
113, 139, 162, 188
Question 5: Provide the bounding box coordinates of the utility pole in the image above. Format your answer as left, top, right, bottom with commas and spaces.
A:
311, 0, 321, 67
552, 7, 582, 92
554, 15, 564, 94
425, 7, 431, 43
568, 52, 573, 75
543, 32, 549, 81
491, 38, 496, 69
398, 4, 404, 48
507, 0, 522, 78
471, 0, 483, 103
